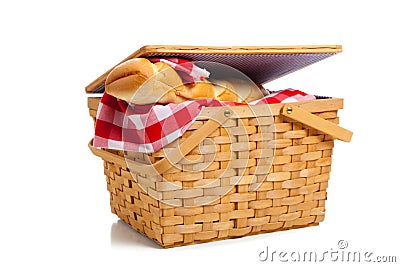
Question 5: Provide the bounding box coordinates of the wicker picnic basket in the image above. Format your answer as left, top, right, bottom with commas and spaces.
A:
86, 45, 352, 247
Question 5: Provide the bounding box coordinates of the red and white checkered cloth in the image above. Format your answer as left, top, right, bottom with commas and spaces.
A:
93, 89, 316, 153
94, 57, 316, 152
251, 89, 316, 104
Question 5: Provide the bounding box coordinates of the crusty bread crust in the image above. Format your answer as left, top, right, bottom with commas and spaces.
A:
105, 58, 264, 104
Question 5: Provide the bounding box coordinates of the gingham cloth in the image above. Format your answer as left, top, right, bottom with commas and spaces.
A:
251, 89, 316, 104
93, 89, 316, 153
94, 57, 315, 152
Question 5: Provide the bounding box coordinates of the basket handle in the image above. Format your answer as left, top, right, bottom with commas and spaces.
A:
281, 104, 352, 142
89, 104, 352, 176
88, 106, 233, 175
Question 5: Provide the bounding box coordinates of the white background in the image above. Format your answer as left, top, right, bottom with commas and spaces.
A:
1, 0, 399, 266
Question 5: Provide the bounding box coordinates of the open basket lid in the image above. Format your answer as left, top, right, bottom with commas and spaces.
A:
85, 45, 342, 93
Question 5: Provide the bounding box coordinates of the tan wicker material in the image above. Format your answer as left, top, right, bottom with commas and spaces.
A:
86, 45, 351, 247
88, 97, 351, 247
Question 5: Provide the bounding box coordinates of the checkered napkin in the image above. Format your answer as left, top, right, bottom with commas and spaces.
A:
250, 89, 316, 104
93, 89, 315, 153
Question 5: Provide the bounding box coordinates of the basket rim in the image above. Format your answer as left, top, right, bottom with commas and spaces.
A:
198, 98, 343, 117
87, 96, 344, 116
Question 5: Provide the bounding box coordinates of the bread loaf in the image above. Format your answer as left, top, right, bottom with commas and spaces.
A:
105, 58, 264, 104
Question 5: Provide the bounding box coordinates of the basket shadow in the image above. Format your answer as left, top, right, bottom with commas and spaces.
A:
110, 220, 162, 249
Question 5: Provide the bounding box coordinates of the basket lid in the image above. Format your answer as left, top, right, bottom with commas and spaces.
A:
85, 45, 342, 93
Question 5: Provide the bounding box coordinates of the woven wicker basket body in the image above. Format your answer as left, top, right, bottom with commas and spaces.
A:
88, 97, 349, 247
86, 45, 351, 247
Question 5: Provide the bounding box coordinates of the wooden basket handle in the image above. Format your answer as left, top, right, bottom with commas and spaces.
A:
281, 104, 352, 142
89, 104, 352, 176
88, 138, 158, 175
88, 106, 233, 175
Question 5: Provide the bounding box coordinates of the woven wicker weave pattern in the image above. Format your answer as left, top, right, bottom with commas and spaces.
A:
90, 98, 339, 247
